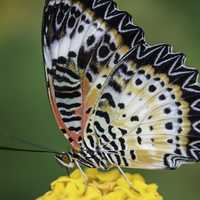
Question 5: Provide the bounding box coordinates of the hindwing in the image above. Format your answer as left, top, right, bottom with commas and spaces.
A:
84, 43, 200, 169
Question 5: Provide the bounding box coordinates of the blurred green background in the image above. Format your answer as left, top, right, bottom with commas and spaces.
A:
0, 0, 200, 199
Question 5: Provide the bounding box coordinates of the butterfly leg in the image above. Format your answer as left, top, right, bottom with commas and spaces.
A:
74, 160, 88, 183
65, 167, 69, 175
117, 166, 140, 194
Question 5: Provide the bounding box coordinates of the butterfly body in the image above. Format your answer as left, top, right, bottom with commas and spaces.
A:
42, 0, 200, 170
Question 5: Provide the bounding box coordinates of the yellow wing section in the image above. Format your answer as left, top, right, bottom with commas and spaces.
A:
84, 44, 200, 169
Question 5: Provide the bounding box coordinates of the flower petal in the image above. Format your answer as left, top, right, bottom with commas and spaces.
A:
36, 169, 164, 200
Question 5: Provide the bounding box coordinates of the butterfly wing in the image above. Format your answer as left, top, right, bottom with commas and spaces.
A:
42, 0, 144, 150
85, 43, 200, 169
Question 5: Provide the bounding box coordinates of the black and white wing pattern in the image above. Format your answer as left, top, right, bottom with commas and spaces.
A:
85, 43, 200, 169
42, 0, 144, 150
42, 0, 200, 170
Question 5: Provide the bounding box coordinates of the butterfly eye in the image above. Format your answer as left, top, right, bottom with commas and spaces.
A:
62, 155, 69, 163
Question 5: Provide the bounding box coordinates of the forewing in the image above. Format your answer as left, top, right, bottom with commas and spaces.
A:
42, 0, 144, 150
86, 43, 200, 169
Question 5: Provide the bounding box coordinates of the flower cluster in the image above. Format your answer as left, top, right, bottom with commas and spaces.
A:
36, 169, 163, 200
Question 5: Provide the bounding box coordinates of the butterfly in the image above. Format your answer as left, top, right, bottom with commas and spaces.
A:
41, 0, 200, 173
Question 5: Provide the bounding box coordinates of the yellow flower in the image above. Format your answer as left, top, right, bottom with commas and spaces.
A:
36, 169, 164, 200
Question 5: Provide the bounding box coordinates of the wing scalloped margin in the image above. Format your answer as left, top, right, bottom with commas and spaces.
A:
124, 43, 200, 162
89, 42, 200, 169
43, 0, 144, 49
83, 0, 145, 47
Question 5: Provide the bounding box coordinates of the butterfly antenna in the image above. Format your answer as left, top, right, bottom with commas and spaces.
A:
1, 135, 60, 154
11, 136, 57, 153
0, 146, 59, 154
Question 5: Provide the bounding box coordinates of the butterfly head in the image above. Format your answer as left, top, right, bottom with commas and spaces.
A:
55, 152, 75, 168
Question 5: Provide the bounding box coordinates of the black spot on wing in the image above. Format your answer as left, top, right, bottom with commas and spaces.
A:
68, 51, 77, 58
53, 73, 77, 85
63, 116, 81, 122
54, 84, 80, 92
87, 135, 95, 148
96, 110, 110, 123
137, 136, 142, 145
165, 122, 173, 130
57, 102, 81, 110
101, 93, 116, 108
87, 35, 95, 46
108, 125, 116, 139
118, 103, 125, 109
110, 141, 119, 150
122, 157, 129, 166
101, 135, 110, 143
57, 56, 67, 64
130, 115, 139, 122
56, 66, 80, 80
119, 128, 128, 135
60, 110, 74, 116
94, 121, 105, 133
115, 154, 121, 165
55, 91, 81, 99
119, 137, 126, 150
130, 150, 136, 160
109, 79, 122, 93
98, 46, 110, 58
68, 126, 81, 132
86, 123, 93, 133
